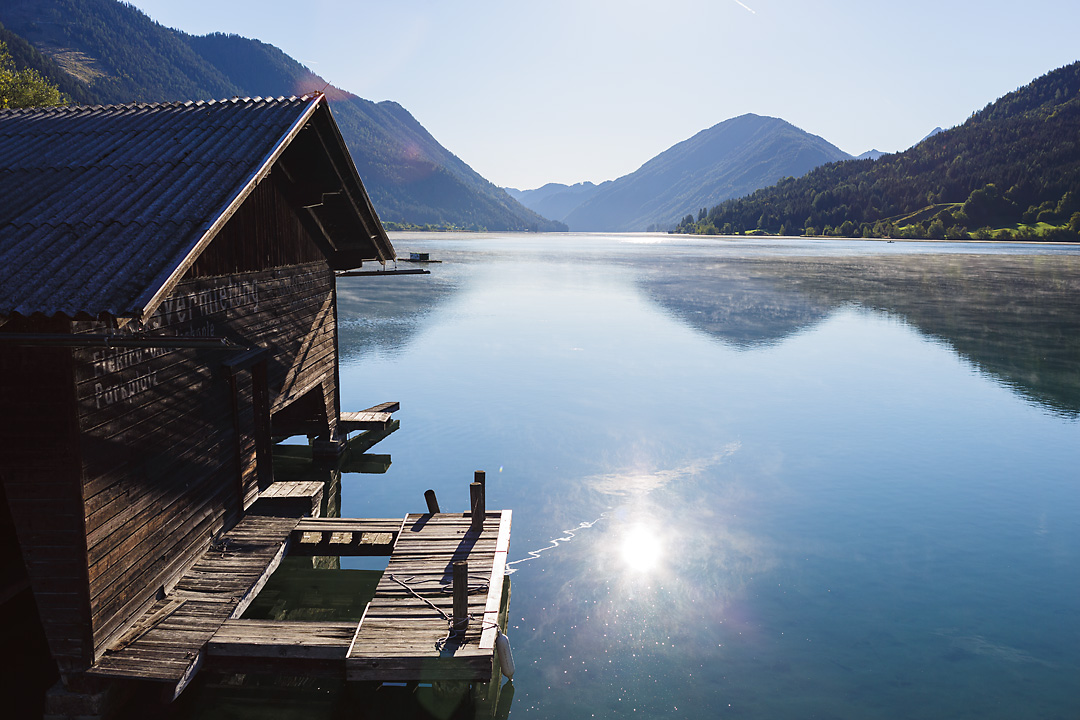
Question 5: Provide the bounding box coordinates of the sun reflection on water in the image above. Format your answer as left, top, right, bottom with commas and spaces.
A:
619, 523, 664, 573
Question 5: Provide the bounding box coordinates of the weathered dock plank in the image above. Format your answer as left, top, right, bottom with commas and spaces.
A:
338, 403, 398, 433
289, 517, 404, 556
207, 619, 357, 659
363, 401, 400, 414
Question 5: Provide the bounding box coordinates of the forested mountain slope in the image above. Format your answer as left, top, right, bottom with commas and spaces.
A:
0, 0, 564, 231
690, 62, 1080, 239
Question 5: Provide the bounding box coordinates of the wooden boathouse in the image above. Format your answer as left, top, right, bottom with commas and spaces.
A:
0, 96, 512, 718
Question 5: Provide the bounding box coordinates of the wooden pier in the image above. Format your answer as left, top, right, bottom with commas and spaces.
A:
348, 511, 512, 681
86, 514, 299, 697
84, 503, 511, 696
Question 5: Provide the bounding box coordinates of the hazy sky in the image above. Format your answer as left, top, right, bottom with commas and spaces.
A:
126, 0, 1080, 190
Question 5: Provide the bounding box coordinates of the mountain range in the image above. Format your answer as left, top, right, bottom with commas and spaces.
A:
508, 114, 854, 232
0, 0, 566, 232
4, 0, 989, 238
504, 182, 601, 226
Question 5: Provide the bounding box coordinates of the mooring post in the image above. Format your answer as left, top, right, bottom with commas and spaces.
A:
470, 481, 486, 531
453, 560, 469, 632
474, 470, 486, 487
424, 489, 440, 514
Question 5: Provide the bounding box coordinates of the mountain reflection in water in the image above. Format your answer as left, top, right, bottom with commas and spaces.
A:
640, 253, 1080, 416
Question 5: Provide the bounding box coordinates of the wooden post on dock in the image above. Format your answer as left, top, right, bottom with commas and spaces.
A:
452, 561, 469, 632
424, 489, 440, 514
474, 470, 485, 487
470, 481, 485, 531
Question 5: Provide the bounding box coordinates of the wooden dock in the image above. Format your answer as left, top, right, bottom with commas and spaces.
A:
85, 508, 511, 695
86, 514, 299, 698
348, 511, 512, 681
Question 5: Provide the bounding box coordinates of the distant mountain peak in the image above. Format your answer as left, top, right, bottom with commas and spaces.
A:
918, 127, 945, 144
559, 113, 851, 232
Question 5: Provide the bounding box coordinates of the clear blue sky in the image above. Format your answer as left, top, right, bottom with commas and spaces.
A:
127, 0, 1080, 190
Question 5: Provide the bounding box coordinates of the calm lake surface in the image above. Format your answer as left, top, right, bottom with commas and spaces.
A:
187, 233, 1080, 719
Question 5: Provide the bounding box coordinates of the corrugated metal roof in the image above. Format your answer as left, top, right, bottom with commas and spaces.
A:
0, 96, 390, 320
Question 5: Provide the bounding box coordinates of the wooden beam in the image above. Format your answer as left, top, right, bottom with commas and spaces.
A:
339, 411, 393, 432
480, 510, 512, 651
336, 269, 430, 277
207, 619, 357, 660
364, 401, 400, 413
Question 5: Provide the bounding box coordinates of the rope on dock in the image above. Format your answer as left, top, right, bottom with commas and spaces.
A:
386, 573, 499, 651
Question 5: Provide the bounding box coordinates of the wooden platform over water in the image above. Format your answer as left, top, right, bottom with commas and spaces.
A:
348, 511, 512, 681
339, 402, 400, 433
85, 508, 511, 694
86, 514, 299, 697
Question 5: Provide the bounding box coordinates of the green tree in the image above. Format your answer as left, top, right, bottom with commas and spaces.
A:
1069, 212, 1080, 234
0, 40, 63, 109
961, 184, 1016, 227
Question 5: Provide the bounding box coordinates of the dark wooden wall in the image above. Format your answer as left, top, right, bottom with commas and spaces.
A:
189, 171, 327, 277
0, 317, 93, 675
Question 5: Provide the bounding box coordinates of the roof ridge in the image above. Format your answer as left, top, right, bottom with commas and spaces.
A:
0, 96, 316, 117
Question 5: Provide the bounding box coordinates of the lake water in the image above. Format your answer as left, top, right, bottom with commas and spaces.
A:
194, 233, 1080, 718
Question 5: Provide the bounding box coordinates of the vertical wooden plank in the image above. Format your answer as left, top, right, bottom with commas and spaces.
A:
227, 371, 246, 515
251, 359, 273, 495
452, 561, 469, 632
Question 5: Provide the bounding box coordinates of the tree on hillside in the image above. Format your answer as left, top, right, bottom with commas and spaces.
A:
0, 41, 63, 108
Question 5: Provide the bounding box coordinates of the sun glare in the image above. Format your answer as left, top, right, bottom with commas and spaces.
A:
619, 523, 664, 573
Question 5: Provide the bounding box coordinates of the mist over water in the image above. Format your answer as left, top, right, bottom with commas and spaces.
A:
332, 233, 1080, 719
